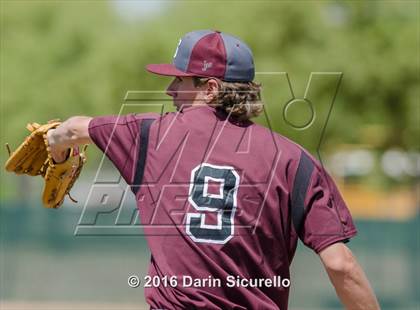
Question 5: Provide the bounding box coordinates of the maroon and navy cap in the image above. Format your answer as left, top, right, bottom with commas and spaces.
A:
146, 30, 255, 82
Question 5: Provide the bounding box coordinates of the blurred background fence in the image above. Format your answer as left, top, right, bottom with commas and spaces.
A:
1, 1, 419, 309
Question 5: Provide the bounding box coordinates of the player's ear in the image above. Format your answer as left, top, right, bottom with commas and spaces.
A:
205, 78, 219, 103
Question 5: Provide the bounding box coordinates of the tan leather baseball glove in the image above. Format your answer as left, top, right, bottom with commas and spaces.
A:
5, 120, 87, 208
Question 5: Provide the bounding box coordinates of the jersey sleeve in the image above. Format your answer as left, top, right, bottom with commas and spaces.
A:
291, 151, 357, 253
88, 113, 156, 185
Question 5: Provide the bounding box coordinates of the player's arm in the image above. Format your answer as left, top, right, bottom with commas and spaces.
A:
47, 116, 93, 162
319, 242, 380, 310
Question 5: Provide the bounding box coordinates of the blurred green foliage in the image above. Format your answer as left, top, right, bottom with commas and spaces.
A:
1, 1, 418, 188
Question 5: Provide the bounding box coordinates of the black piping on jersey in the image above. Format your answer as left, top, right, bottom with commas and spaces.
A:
132, 119, 154, 195
291, 151, 315, 234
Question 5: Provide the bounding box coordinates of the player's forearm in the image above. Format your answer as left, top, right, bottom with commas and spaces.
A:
47, 116, 93, 148
320, 244, 380, 310
327, 260, 379, 309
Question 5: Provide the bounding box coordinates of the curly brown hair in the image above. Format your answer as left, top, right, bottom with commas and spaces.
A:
193, 77, 263, 121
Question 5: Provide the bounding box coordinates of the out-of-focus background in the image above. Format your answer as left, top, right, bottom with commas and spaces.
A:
1, 1, 419, 309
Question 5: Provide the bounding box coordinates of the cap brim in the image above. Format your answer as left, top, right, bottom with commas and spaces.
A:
146, 64, 196, 77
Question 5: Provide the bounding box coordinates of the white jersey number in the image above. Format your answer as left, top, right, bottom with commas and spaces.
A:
186, 163, 239, 244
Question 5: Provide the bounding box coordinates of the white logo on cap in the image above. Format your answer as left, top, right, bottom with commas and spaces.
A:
173, 38, 182, 59
202, 60, 213, 71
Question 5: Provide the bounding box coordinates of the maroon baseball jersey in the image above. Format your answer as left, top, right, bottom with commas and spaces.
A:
88, 105, 357, 309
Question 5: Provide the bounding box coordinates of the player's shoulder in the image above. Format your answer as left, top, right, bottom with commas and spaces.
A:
252, 122, 322, 168
252, 123, 300, 155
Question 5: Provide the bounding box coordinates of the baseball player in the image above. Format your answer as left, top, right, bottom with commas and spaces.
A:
45, 30, 379, 309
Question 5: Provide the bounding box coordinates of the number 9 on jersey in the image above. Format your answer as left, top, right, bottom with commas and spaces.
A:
186, 163, 240, 244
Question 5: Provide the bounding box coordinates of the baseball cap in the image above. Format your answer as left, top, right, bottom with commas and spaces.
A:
146, 30, 255, 82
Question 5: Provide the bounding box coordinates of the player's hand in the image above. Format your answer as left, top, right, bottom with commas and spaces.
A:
5, 120, 88, 208
46, 129, 70, 163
